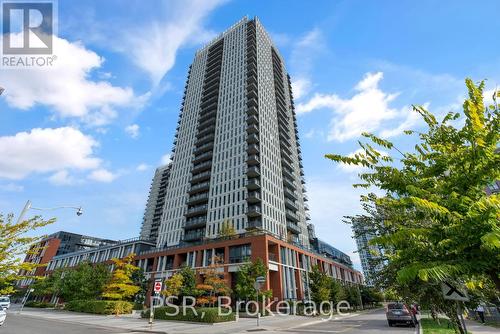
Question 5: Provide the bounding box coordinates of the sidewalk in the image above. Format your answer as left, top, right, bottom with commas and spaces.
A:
15, 307, 335, 333
465, 320, 499, 334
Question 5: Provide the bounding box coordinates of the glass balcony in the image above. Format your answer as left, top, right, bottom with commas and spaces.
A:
247, 205, 262, 217
247, 143, 259, 155
247, 114, 259, 126
246, 178, 261, 190
185, 204, 208, 218
191, 160, 212, 174
247, 124, 259, 135
286, 209, 299, 223
287, 222, 301, 235
246, 133, 259, 144
184, 217, 207, 229
247, 105, 258, 117
247, 154, 260, 166
246, 166, 260, 178
247, 191, 261, 203
187, 192, 209, 205
183, 230, 205, 241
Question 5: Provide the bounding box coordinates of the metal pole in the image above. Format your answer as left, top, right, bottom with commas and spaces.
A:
357, 284, 364, 310
19, 288, 33, 313
149, 293, 157, 326
457, 303, 467, 333
256, 290, 260, 327
16, 200, 32, 225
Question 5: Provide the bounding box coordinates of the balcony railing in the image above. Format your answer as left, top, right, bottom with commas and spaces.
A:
246, 166, 260, 178
247, 191, 261, 203
247, 205, 262, 217
246, 178, 261, 190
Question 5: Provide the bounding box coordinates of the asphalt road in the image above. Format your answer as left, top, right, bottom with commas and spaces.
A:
0, 313, 127, 334
279, 308, 417, 334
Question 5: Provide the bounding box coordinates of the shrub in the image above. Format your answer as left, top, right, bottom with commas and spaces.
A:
133, 302, 144, 310
65, 300, 133, 315
141, 306, 235, 323
24, 301, 55, 308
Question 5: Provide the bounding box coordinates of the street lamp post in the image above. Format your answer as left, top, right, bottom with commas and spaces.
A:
17, 200, 83, 313
16, 200, 83, 225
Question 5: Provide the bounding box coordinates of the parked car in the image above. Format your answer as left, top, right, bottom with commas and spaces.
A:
0, 307, 6, 326
386, 302, 416, 327
0, 297, 10, 310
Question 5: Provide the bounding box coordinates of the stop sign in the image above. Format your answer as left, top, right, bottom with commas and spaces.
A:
154, 281, 162, 293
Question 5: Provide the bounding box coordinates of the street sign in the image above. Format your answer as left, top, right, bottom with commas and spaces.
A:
441, 282, 469, 302
254, 276, 266, 291
153, 280, 163, 293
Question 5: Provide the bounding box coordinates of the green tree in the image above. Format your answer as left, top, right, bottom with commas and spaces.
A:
360, 286, 383, 307
59, 262, 110, 301
31, 269, 64, 298
178, 266, 197, 297
131, 268, 148, 306
329, 278, 343, 304
218, 219, 237, 239
0, 213, 55, 295
234, 258, 269, 301
102, 253, 140, 301
327, 79, 500, 333
309, 265, 331, 307
162, 272, 183, 297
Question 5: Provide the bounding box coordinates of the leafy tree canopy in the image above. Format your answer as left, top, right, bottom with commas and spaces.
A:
0, 213, 55, 295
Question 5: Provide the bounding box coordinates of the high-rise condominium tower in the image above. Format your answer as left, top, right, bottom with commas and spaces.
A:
140, 164, 171, 243
157, 17, 310, 249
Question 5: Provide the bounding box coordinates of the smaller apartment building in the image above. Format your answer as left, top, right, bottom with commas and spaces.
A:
46, 232, 362, 302
17, 231, 117, 288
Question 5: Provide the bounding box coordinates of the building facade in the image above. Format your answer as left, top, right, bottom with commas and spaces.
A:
140, 164, 172, 243
40, 17, 363, 303
352, 222, 384, 286
47, 232, 363, 303
17, 231, 116, 287
157, 17, 310, 249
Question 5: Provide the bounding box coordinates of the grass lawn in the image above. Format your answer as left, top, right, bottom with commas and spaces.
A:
421, 318, 455, 334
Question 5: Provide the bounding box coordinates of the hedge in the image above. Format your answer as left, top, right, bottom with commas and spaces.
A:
25, 301, 55, 308
65, 300, 133, 315
141, 306, 235, 323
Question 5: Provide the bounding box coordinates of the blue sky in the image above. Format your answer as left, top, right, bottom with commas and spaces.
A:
1, 0, 499, 269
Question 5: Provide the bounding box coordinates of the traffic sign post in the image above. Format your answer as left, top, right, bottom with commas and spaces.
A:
441, 282, 469, 333
150, 280, 163, 326
441, 282, 469, 302
254, 276, 266, 327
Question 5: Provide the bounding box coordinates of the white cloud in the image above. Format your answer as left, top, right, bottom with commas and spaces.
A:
160, 153, 172, 165
0, 127, 101, 180
122, 0, 225, 85
88, 168, 117, 183
0, 183, 24, 192
125, 124, 140, 139
291, 78, 312, 100
136, 163, 150, 171
48, 170, 79, 186
289, 28, 325, 101
296, 72, 418, 142
0, 34, 137, 126
483, 87, 499, 106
